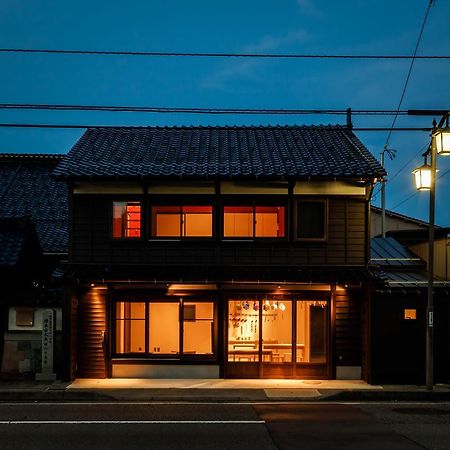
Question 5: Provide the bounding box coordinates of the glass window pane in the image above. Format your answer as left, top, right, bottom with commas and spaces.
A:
152, 206, 181, 237
113, 202, 141, 238
297, 201, 325, 239
296, 300, 327, 363
149, 303, 179, 354
182, 206, 213, 237
228, 300, 259, 362
183, 302, 214, 355
262, 300, 292, 363
255, 206, 285, 237
224, 206, 254, 237
115, 302, 146, 354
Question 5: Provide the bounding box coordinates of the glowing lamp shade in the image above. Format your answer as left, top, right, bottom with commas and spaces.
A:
435, 127, 450, 156
412, 164, 433, 191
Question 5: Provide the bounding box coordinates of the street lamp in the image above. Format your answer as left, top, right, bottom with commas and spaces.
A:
435, 126, 450, 156
412, 162, 433, 191
412, 114, 449, 391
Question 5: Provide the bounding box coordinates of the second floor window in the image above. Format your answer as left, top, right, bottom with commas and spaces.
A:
223, 206, 285, 238
112, 201, 141, 238
296, 200, 326, 240
151, 205, 213, 238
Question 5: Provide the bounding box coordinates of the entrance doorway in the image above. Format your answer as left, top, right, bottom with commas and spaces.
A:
226, 298, 330, 378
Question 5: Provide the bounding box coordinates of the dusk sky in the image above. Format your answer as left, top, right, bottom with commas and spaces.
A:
1, 0, 449, 224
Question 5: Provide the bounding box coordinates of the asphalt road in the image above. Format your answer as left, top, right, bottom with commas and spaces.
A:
0, 402, 449, 449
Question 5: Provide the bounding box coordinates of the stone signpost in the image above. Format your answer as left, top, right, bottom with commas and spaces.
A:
35, 309, 57, 381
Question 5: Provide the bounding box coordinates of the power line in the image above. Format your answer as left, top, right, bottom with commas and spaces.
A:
372, 143, 430, 200
392, 167, 450, 209
0, 48, 449, 60
383, 0, 436, 150
0, 103, 412, 115
0, 123, 432, 131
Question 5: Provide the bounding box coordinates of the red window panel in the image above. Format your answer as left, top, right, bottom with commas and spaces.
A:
112, 202, 141, 238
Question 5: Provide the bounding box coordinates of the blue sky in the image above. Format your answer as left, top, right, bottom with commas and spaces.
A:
1, 0, 449, 224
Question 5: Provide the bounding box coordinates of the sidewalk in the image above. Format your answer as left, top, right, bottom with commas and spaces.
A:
0, 378, 449, 402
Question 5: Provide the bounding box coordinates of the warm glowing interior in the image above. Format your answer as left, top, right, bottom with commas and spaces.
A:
113, 202, 141, 238
224, 206, 285, 238
228, 299, 327, 363
115, 301, 214, 356
183, 302, 214, 354
115, 302, 146, 353
152, 206, 213, 237
149, 303, 180, 354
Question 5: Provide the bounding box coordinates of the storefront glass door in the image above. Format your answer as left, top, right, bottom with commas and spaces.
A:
227, 297, 329, 379
262, 299, 293, 377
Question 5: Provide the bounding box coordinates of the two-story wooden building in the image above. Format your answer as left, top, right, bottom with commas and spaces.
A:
54, 125, 386, 381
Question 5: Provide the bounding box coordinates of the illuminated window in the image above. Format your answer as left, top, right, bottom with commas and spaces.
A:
112, 201, 141, 238
404, 309, 417, 320
114, 300, 216, 358
183, 302, 214, 355
224, 206, 285, 238
115, 302, 146, 353
151, 206, 213, 237
296, 200, 326, 240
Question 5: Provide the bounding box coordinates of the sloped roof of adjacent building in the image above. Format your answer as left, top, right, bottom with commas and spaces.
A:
370, 237, 425, 269
53, 125, 386, 179
0, 154, 68, 254
370, 237, 449, 289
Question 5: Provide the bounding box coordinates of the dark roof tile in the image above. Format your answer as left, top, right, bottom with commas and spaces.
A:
54, 125, 385, 179
0, 154, 68, 253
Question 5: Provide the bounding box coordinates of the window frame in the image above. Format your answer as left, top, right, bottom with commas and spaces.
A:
111, 199, 143, 240
294, 197, 328, 242
148, 198, 216, 241
221, 198, 288, 241
111, 296, 219, 361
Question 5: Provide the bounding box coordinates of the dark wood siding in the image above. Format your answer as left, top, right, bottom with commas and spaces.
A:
70, 194, 367, 267
77, 289, 107, 378
335, 288, 362, 367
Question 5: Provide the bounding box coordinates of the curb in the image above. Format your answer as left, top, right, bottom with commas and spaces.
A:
0, 388, 450, 402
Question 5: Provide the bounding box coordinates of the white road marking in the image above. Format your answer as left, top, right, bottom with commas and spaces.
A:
0, 401, 448, 406
0, 420, 265, 425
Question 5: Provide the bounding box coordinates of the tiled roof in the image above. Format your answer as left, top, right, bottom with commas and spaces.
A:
0, 216, 40, 268
0, 154, 68, 253
0, 225, 27, 267
53, 125, 386, 179
370, 237, 425, 269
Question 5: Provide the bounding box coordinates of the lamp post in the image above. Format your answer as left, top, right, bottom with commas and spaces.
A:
412, 114, 450, 390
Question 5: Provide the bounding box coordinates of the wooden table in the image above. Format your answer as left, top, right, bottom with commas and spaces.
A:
228, 349, 272, 362
262, 344, 305, 362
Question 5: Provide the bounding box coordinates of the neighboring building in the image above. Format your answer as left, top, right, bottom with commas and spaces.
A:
371, 205, 450, 280
53, 125, 386, 381
0, 154, 68, 377
369, 237, 449, 384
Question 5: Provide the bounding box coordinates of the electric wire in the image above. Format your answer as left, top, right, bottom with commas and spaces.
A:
392, 168, 450, 209
383, 0, 436, 150
0, 123, 432, 131
0, 48, 449, 59
0, 104, 411, 115
372, 143, 430, 201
